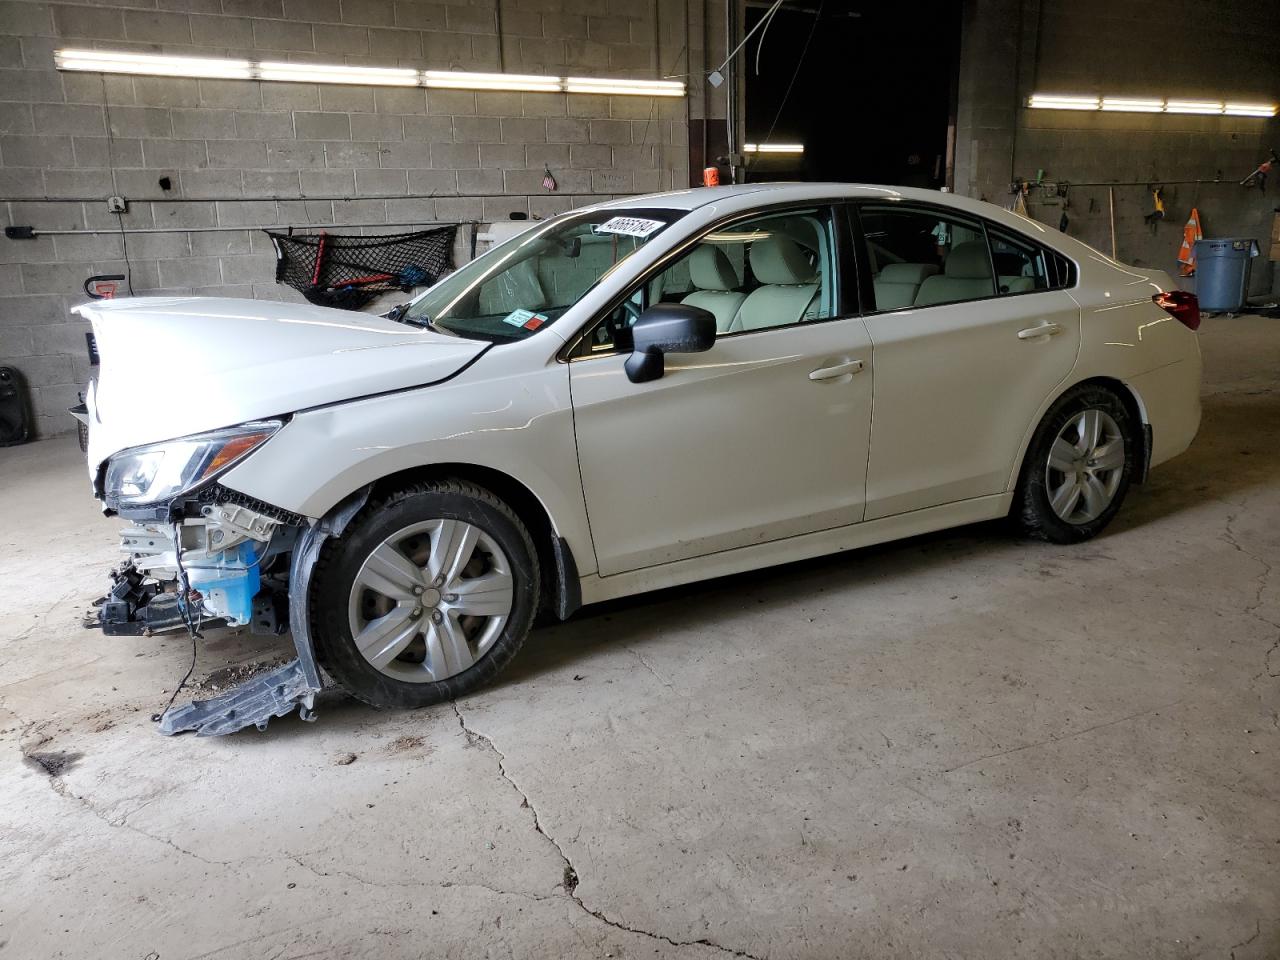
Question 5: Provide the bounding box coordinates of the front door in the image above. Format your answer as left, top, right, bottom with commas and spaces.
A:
568, 205, 875, 576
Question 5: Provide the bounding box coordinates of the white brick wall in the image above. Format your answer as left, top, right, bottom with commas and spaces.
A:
0, 0, 725, 438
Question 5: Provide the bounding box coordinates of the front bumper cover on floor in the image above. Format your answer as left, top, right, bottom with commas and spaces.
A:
152, 485, 372, 737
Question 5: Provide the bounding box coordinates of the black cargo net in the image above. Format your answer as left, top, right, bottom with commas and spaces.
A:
266, 226, 457, 311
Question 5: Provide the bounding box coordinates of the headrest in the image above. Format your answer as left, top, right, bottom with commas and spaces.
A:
688, 245, 739, 291
878, 262, 940, 284
944, 241, 993, 279
750, 234, 816, 285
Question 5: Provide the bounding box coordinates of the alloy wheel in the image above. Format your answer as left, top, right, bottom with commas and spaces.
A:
347, 519, 513, 683
1045, 408, 1125, 524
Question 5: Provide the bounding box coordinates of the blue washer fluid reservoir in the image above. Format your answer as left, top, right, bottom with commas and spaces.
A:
185, 541, 261, 626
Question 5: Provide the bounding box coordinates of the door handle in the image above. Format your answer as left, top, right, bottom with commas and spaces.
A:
808, 359, 864, 381
1017, 321, 1063, 340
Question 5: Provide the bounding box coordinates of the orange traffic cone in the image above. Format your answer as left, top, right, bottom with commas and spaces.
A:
1178, 207, 1202, 276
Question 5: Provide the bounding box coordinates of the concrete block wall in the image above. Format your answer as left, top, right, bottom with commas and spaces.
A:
0, 0, 715, 439
955, 0, 1280, 287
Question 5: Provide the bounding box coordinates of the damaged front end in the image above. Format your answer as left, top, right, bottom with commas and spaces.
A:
86, 416, 364, 737
96, 480, 321, 737
101, 492, 298, 638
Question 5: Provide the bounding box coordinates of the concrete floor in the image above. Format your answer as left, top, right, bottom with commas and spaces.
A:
1, 316, 1277, 960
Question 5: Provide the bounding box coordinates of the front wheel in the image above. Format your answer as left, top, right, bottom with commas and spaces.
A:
1013, 384, 1136, 543
309, 481, 540, 709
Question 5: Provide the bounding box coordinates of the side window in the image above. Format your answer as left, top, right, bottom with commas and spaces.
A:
987, 228, 1050, 295
859, 206, 994, 310
1047, 249, 1075, 288
573, 207, 838, 357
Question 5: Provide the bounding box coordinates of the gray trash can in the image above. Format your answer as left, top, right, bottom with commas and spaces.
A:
1193, 237, 1259, 312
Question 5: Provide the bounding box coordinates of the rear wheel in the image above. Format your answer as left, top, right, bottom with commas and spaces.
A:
1014, 384, 1135, 543
310, 481, 540, 709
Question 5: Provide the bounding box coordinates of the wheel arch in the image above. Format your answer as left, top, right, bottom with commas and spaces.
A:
1008, 375, 1151, 494
363, 462, 583, 621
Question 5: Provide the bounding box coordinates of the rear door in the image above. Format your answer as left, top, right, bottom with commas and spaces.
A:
853, 203, 1080, 520
568, 204, 875, 576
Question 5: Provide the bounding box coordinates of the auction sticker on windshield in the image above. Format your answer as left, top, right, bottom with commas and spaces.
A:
502, 308, 548, 331
594, 217, 665, 238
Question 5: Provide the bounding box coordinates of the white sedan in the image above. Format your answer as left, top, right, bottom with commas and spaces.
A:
77, 183, 1202, 733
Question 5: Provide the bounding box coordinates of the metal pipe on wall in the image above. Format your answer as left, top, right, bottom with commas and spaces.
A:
0, 191, 644, 205
725, 0, 738, 183
22, 221, 475, 237
1108, 187, 1117, 259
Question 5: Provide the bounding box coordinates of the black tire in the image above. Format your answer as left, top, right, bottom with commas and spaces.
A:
1013, 383, 1136, 544
309, 480, 540, 709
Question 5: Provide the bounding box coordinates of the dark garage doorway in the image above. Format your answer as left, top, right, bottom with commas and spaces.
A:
742, 0, 962, 188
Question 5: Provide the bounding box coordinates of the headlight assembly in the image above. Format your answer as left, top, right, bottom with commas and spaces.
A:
103, 421, 281, 507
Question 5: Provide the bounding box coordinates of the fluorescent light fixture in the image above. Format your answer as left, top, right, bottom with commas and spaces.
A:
564, 77, 685, 97
1164, 100, 1224, 114
424, 70, 560, 93
55, 48, 251, 80
1224, 102, 1277, 117
257, 61, 418, 86
1101, 97, 1163, 113
53, 49, 687, 97
1028, 94, 1100, 110
743, 142, 804, 154
426, 70, 559, 92
1029, 92, 1276, 117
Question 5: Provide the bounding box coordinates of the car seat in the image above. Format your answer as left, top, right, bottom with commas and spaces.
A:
733, 235, 821, 332
681, 245, 747, 332
913, 241, 997, 306
873, 262, 940, 310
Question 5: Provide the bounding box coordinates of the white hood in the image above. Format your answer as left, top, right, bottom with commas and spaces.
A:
75, 297, 487, 470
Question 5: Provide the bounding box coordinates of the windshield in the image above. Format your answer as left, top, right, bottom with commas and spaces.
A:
405, 208, 682, 342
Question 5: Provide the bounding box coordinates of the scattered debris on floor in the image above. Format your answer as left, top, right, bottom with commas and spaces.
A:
193, 656, 292, 694
333, 752, 358, 766
388, 734, 426, 753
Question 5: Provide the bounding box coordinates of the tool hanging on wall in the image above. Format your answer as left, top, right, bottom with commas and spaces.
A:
83, 274, 125, 300
1143, 186, 1166, 232
1240, 149, 1277, 192
1056, 181, 1070, 232
1007, 178, 1030, 215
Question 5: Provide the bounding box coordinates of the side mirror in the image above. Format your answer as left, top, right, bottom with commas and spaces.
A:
623, 304, 716, 384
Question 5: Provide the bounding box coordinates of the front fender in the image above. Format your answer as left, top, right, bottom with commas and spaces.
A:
219, 360, 597, 576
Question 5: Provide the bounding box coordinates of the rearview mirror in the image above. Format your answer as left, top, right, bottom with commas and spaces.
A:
623, 304, 716, 384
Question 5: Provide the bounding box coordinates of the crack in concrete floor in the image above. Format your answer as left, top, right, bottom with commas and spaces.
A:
1221, 508, 1280, 730
451, 701, 768, 960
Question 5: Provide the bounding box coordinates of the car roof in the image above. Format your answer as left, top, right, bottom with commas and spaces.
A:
596, 182, 949, 212
593, 182, 1094, 262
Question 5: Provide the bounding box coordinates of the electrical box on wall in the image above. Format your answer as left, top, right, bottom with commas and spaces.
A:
107, 196, 127, 214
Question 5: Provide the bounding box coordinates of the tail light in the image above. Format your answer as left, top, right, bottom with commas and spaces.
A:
1152, 290, 1200, 331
